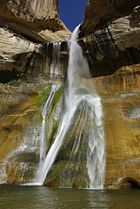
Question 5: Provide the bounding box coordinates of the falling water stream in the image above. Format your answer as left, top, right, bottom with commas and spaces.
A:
50, 42, 61, 78
35, 26, 105, 189
36, 85, 59, 182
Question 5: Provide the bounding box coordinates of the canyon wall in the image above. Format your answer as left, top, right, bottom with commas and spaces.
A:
81, 0, 140, 35
0, 0, 70, 82
79, 0, 140, 189
0, 0, 69, 42
79, 0, 140, 77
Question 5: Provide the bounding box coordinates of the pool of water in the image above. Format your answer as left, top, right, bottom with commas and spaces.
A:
0, 186, 139, 209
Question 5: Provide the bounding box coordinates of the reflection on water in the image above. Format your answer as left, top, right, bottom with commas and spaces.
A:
0, 186, 139, 209
87, 191, 108, 209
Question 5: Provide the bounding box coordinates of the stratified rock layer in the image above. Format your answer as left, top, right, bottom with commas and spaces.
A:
79, 5, 140, 77
0, 27, 69, 82
0, 0, 70, 81
0, 0, 70, 42
81, 0, 140, 36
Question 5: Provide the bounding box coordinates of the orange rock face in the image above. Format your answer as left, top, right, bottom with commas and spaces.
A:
94, 64, 140, 188
81, 1, 140, 189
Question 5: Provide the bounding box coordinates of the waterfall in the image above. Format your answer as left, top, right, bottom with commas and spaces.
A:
23, 85, 59, 186
86, 96, 105, 189
36, 85, 59, 182
37, 25, 105, 189
50, 42, 61, 78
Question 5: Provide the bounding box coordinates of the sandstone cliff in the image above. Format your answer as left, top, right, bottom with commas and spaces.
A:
0, 0, 70, 82
79, 0, 140, 77
0, 0, 69, 42
79, 0, 140, 189
81, 0, 140, 35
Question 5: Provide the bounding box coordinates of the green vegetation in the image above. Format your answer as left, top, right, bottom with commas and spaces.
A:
47, 85, 64, 118
37, 86, 52, 107
46, 120, 60, 152
8, 79, 21, 86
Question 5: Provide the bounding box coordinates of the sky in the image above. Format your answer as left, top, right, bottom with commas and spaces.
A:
59, 0, 87, 32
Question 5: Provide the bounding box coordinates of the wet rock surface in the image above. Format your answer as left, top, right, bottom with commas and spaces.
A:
0, 27, 69, 82
93, 64, 140, 189
0, 82, 42, 183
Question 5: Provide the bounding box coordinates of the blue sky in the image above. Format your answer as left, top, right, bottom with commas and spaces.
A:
59, 0, 87, 31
